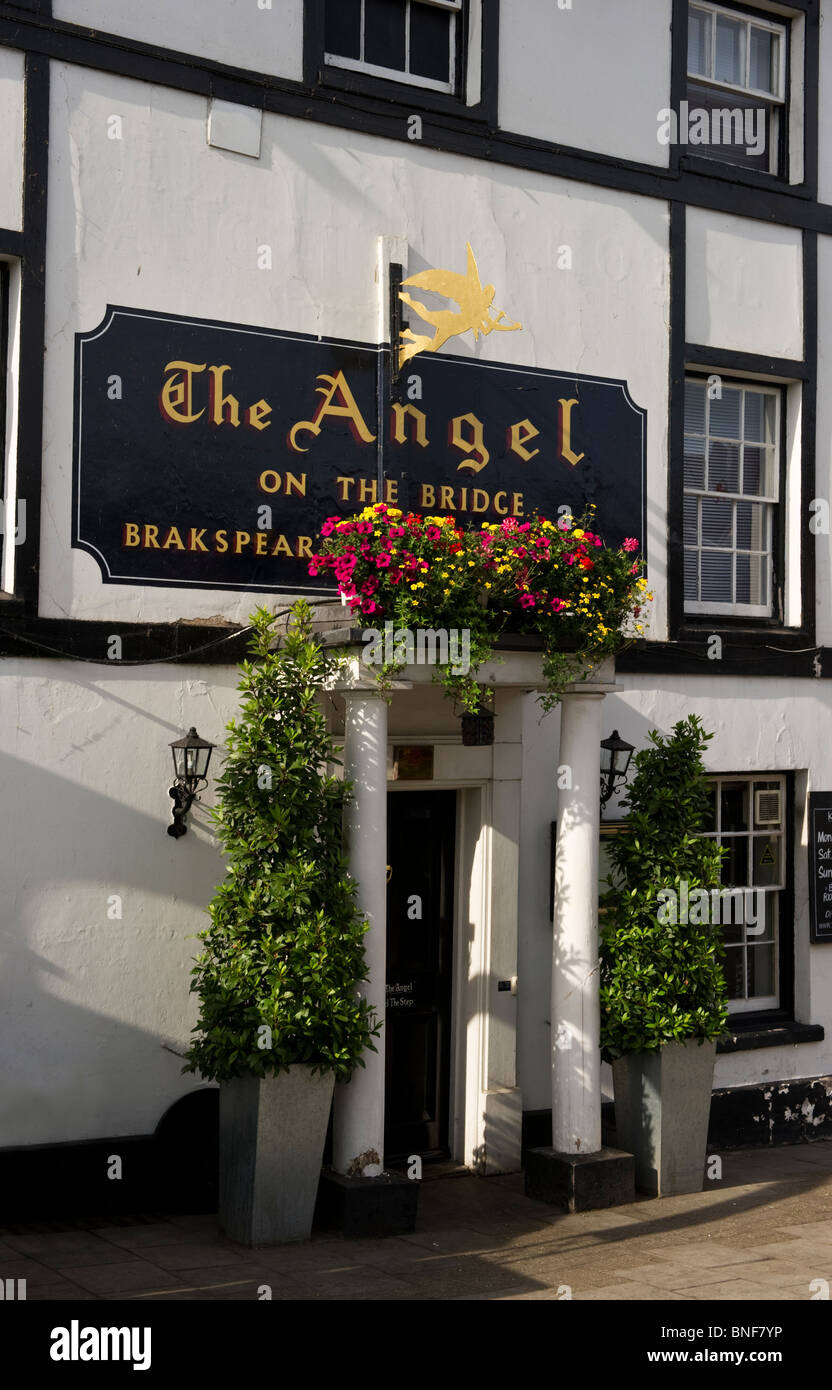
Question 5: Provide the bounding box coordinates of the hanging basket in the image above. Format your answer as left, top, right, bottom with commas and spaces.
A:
460, 710, 495, 746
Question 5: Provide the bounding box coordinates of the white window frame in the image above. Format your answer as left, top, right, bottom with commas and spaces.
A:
687, 1, 788, 176
325, 0, 461, 94
704, 774, 786, 1013
687, 1, 787, 101
683, 378, 781, 619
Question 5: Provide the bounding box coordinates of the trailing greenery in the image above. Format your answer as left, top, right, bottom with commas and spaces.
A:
184, 601, 379, 1082
310, 503, 649, 713
599, 715, 729, 1059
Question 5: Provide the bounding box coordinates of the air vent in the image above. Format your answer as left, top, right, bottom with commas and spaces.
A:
755, 788, 781, 827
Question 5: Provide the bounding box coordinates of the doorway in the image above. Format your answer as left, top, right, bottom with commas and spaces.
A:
385, 790, 456, 1161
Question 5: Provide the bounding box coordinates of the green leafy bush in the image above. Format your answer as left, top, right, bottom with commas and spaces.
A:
599, 714, 729, 1060
185, 600, 379, 1082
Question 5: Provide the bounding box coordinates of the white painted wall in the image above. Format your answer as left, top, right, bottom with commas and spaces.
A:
0, 658, 239, 1146
499, 0, 673, 168
686, 208, 803, 360
52, 0, 304, 83
0, 46, 24, 233
815, 233, 832, 646
42, 62, 671, 639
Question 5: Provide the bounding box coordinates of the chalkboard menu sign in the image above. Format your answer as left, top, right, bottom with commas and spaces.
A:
808, 793, 832, 943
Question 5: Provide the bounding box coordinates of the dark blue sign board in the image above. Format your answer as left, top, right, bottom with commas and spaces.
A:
72, 306, 647, 594
808, 792, 832, 943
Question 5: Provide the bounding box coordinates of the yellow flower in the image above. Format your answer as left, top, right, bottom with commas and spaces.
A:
573, 528, 585, 539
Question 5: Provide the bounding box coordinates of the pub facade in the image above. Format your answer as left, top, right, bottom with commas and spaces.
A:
1, 0, 831, 1204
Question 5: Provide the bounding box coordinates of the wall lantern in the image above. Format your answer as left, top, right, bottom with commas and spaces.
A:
599, 729, 634, 810
168, 727, 215, 838
461, 705, 495, 746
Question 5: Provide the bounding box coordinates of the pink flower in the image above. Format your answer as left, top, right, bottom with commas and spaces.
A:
376, 554, 391, 568
319, 520, 336, 537
425, 526, 441, 541
356, 522, 373, 535
622, 537, 639, 552
519, 593, 536, 609
630, 562, 638, 575
308, 563, 319, 576
336, 521, 354, 533
550, 597, 566, 613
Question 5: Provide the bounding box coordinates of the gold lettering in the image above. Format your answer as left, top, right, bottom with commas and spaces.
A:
233, 531, 251, 553
439, 486, 455, 510
558, 398, 585, 467
259, 470, 282, 494
420, 483, 435, 507
215, 530, 228, 553
512, 492, 524, 517
452, 412, 489, 473
472, 489, 489, 512
508, 418, 540, 462
143, 525, 160, 549
335, 477, 354, 501
384, 479, 399, 504
297, 536, 313, 558
285, 472, 306, 497
162, 526, 185, 551
255, 532, 268, 555
289, 371, 376, 452
245, 398, 272, 431
460, 488, 468, 511
270, 534, 293, 557
493, 491, 508, 515
188, 528, 209, 552
208, 365, 240, 427
392, 402, 429, 447
123, 523, 140, 547
159, 361, 206, 425
357, 479, 377, 503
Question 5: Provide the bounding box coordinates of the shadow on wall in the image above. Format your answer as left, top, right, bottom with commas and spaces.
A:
0, 1090, 219, 1221
0, 743, 225, 1152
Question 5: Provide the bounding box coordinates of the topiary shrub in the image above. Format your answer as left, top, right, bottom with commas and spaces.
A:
599, 714, 729, 1061
184, 600, 379, 1083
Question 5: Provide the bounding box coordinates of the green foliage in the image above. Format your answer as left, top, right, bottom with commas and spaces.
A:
599, 715, 729, 1059
184, 600, 379, 1082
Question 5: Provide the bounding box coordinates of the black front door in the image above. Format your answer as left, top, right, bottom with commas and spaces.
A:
385, 790, 456, 1160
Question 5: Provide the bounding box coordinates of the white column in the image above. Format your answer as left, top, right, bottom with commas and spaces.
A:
333, 690, 388, 1175
551, 691, 605, 1155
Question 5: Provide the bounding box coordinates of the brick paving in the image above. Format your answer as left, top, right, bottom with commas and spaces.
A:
3, 1141, 831, 1301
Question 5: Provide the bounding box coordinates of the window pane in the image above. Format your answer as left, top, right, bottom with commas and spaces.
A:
688, 6, 712, 77
747, 942, 775, 997
708, 440, 740, 493
742, 445, 762, 494
684, 549, 699, 600
365, 0, 407, 70
721, 836, 748, 887
684, 435, 705, 488
410, 3, 451, 82
752, 834, 781, 887
701, 495, 733, 546
756, 553, 769, 606
743, 391, 763, 441
684, 494, 699, 541
722, 783, 749, 832
749, 26, 775, 95
685, 381, 706, 433
701, 549, 732, 602
715, 14, 746, 86
325, 0, 362, 58
736, 551, 750, 603
710, 388, 742, 438
723, 945, 746, 999
702, 784, 717, 833
686, 82, 775, 173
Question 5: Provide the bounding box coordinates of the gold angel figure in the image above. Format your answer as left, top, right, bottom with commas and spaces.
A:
398, 243, 522, 368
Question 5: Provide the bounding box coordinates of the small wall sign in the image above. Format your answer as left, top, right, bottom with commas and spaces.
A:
808, 792, 832, 943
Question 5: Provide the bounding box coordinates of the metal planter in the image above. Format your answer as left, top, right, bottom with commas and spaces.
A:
219, 1065, 335, 1244
612, 1039, 716, 1197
